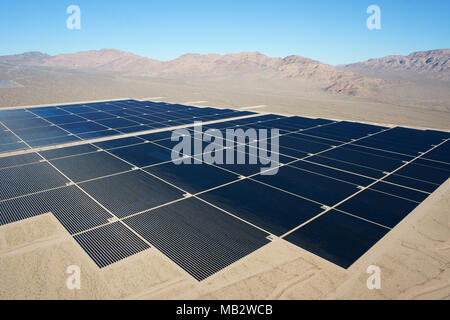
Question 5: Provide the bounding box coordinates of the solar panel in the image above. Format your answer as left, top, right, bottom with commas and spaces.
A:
0, 185, 112, 233
0, 100, 256, 147
40, 143, 99, 160
123, 197, 270, 281
0, 152, 42, 169
336, 189, 418, 228
2, 117, 50, 130
393, 161, 449, 185
94, 136, 145, 150
0, 162, 69, 201
284, 209, 389, 269
143, 160, 240, 194
79, 170, 184, 218
73, 222, 150, 268
108, 142, 172, 167
0, 99, 448, 279
252, 165, 360, 206
198, 179, 324, 236
27, 135, 81, 148
370, 181, 429, 202
0, 131, 19, 144
49, 151, 133, 182
383, 173, 439, 193
289, 160, 374, 186
0, 142, 29, 153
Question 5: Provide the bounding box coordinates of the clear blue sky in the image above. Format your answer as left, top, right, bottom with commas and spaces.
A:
1, 0, 449, 65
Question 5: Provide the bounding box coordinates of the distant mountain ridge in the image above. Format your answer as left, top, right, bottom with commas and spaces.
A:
340, 49, 450, 81
2, 48, 447, 95
0, 51, 51, 66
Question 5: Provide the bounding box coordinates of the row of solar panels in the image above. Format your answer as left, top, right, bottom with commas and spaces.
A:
0, 100, 254, 153
1, 108, 449, 279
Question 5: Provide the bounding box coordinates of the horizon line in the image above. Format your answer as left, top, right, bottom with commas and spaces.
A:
1, 47, 449, 67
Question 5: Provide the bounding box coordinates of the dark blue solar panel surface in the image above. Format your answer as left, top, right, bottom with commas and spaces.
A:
0, 162, 69, 201
27, 135, 81, 148
108, 142, 172, 167
0, 99, 448, 277
198, 179, 324, 236
422, 141, 450, 163
94, 136, 145, 150
336, 189, 419, 228
50, 151, 133, 182
124, 197, 270, 281
79, 170, 184, 218
0, 99, 256, 150
0, 152, 42, 168
252, 165, 359, 206
284, 210, 389, 268
73, 222, 150, 268
143, 160, 240, 194
0, 185, 112, 232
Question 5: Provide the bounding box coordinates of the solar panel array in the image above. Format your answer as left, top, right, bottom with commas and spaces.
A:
0, 99, 254, 153
0, 99, 449, 281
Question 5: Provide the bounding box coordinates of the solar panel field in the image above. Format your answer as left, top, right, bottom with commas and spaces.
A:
0, 99, 449, 282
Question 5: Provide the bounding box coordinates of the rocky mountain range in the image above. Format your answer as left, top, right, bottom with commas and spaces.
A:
0, 49, 448, 95
340, 49, 449, 81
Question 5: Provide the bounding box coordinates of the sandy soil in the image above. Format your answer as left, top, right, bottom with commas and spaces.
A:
1, 65, 449, 130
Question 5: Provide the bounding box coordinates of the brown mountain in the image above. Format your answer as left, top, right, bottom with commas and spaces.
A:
2, 49, 389, 95
0, 51, 51, 66
39, 49, 161, 74
340, 49, 450, 81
